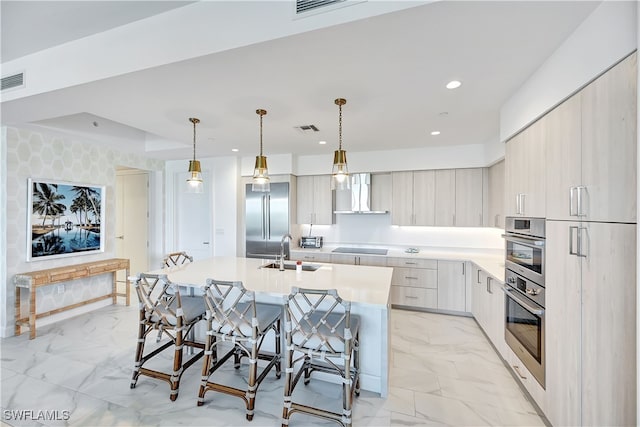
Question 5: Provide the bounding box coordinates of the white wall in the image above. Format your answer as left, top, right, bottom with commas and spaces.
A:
501, 1, 638, 141
241, 143, 497, 177
296, 215, 504, 250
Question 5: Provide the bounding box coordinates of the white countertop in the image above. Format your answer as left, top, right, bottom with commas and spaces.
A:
291, 245, 506, 282
149, 256, 393, 307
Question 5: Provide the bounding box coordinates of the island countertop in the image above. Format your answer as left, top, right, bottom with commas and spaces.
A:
150, 256, 393, 307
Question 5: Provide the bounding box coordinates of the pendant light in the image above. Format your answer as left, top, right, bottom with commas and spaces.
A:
186, 117, 203, 194
252, 108, 270, 192
331, 98, 350, 190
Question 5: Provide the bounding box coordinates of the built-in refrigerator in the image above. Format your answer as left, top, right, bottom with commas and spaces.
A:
245, 182, 290, 259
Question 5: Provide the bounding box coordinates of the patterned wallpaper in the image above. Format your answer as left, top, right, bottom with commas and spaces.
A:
2, 127, 164, 337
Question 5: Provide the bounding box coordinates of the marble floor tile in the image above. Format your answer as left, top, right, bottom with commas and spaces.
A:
1, 305, 545, 427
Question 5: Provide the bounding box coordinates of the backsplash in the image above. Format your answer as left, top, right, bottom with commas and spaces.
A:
297, 214, 504, 249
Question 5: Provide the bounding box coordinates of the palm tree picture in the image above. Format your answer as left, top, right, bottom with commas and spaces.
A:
28, 179, 105, 260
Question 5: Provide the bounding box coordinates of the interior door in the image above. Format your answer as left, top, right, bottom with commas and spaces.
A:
116, 170, 149, 280
174, 171, 212, 260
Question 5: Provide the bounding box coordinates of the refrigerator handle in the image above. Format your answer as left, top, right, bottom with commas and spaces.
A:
261, 195, 267, 240
267, 194, 271, 239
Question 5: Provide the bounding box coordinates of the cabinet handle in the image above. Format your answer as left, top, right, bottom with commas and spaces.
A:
453, 213, 456, 226
515, 194, 520, 215
486, 277, 492, 294
405, 296, 419, 300
404, 262, 417, 265
577, 186, 586, 217
405, 276, 419, 280
494, 214, 500, 227
520, 194, 526, 215
477, 269, 481, 284
462, 263, 465, 275
569, 226, 579, 256
570, 187, 577, 216
577, 226, 587, 258
513, 365, 527, 380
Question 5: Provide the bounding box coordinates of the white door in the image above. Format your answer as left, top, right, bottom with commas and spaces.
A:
116, 170, 149, 281
174, 171, 212, 260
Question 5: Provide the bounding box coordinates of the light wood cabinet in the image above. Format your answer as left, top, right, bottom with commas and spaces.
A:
488, 160, 505, 228
329, 254, 387, 266
455, 168, 484, 227
370, 173, 392, 212
389, 257, 438, 310
580, 52, 637, 223
436, 260, 466, 312
391, 170, 435, 226
435, 169, 455, 226
545, 220, 636, 426
470, 263, 505, 357
296, 175, 333, 225
505, 119, 546, 218
289, 250, 331, 263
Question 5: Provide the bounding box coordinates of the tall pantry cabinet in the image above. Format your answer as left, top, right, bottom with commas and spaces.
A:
544, 52, 637, 426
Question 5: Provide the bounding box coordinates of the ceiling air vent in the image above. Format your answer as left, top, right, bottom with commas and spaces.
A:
294, 124, 320, 134
296, 0, 346, 14
1, 72, 24, 91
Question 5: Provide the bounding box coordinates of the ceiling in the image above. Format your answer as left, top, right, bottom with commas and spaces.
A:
0, 1, 600, 161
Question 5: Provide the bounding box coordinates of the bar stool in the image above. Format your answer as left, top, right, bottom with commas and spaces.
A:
130, 273, 206, 401
281, 287, 360, 427
198, 279, 282, 421
163, 251, 193, 268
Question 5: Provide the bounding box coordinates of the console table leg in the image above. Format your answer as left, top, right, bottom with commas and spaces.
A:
29, 286, 36, 339
15, 287, 21, 336
126, 268, 130, 306
112, 272, 117, 305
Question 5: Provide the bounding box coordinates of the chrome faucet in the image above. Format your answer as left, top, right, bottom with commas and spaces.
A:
279, 233, 293, 271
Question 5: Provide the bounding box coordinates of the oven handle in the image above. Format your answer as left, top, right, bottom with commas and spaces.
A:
501, 234, 545, 246
502, 286, 545, 316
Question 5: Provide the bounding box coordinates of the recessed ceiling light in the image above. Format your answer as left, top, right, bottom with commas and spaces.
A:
231, 148, 239, 152
446, 80, 462, 89
431, 131, 441, 136
319, 140, 327, 145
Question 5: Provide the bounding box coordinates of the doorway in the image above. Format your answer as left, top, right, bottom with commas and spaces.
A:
116, 168, 149, 283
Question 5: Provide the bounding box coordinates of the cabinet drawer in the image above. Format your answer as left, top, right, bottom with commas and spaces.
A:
387, 257, 437, 269
390, 285, 437, 309
290, 251, 331, 263
392, 267, 437, 288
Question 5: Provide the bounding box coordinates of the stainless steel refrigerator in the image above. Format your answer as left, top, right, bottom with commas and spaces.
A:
245, 182, 290, 259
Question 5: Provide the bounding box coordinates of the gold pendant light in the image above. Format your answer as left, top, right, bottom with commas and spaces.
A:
252, 108, 270, 192
331, 98, 350, 190
186, 117, 203, 193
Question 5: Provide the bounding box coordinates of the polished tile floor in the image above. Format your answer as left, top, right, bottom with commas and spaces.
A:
1, 304, 545, 426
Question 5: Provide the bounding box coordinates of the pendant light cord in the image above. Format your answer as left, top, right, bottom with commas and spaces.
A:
338, 102, 343, 151
192, 119, 197, 161
259, 112, 264, 156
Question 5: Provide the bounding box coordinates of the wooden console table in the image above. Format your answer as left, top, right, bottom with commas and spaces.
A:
14, 258, 130, 339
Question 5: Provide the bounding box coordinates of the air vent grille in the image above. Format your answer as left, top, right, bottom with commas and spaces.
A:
1, 72, 24, 91
294, 124, 320, 134
296, 0, 345, 14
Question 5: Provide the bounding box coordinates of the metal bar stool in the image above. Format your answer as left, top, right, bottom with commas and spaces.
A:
130, 273, 206, 400
281, 287, 360, 427
198, 279, 282, 421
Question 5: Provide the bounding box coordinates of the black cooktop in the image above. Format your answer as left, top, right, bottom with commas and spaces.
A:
332, 247, 388, 255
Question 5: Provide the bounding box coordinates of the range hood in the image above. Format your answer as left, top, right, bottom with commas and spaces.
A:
334, 173, 388, 214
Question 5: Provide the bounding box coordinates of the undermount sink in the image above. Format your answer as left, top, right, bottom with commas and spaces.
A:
261, 262, 321, 271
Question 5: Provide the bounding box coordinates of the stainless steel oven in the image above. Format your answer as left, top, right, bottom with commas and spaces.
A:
504, 269, 545, 388
503, 217, 545, 285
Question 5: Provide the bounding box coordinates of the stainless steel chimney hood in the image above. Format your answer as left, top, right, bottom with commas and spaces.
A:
333, 172, 388, 214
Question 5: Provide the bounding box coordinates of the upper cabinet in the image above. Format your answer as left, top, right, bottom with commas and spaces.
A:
488, 160, 505, 228
392, 168, 487, 227
546, 53, 637, 223
434, 169, 455, 226
391, 170, 435, 226
580, 52, 637, 223
455, 168, 484, 227
296, 175, 333, 225
505, 117, 546, 218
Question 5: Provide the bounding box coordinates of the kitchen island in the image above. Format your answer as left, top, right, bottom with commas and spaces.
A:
148, 256, 393, 396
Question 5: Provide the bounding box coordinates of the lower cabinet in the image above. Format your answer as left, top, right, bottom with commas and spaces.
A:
389, 257, 438, 310
330, 254, 387, 266
437, 260, 466, 312
471, 263, 506, 357
289, 250, 331, 263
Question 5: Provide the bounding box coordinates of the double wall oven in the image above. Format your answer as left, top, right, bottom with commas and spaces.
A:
503, 217, 545, 388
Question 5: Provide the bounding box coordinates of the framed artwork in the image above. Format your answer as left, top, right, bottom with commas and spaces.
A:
27, 179, 106, 261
